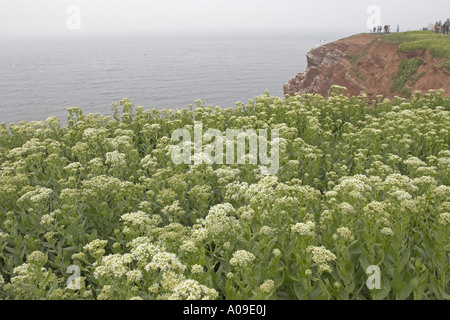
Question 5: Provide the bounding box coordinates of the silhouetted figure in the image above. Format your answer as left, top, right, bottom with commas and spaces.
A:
444, 18, 450, 35
397, 25, 400, 32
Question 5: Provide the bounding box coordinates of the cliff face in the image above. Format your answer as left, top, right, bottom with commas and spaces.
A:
284, 33, 450, 99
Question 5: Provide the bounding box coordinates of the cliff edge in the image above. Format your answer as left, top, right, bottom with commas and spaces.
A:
284, 32, 450, 99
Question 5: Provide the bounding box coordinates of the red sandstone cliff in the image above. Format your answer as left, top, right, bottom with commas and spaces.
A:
283, 33, 450, 99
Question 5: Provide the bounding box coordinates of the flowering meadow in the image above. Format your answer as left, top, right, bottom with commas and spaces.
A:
0, 86, 449, 300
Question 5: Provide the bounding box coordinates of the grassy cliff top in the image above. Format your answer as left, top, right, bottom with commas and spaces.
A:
381, 31, 450, 70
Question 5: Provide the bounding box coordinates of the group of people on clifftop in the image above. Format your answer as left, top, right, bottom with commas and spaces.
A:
371, 19, 450, 35
372, 25, 400, 34
434, 19, 450, 35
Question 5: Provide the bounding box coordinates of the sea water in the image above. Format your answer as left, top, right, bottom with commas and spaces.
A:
0, 31, 348, 124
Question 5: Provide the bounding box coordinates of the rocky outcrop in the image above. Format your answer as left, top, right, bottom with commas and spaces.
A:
283, 33, 450, 99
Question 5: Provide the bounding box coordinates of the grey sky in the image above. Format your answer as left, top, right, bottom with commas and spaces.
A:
0, 0, 449, 37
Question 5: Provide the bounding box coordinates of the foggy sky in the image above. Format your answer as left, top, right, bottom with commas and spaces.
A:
0, 0, 449, 37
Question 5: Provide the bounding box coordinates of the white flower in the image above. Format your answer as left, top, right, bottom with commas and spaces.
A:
380, 227, 394, 236
126, 270, 143, 282
438, 212, 450, 226
18, 187, 53, 204
307, 246, 336, 264
318, 263, 333, 273
229, 250, 255, 268
272, 249, 281, 257
94, 254, 130, 279
260, 280, 275, 293
167, 279, 218, 300
39, 213, 55, 226
120, 211, 152, 227
190, 264, 204, 275
145, 252, 186, 274
105, 151, 126, 168
338, 202, 355, 215
390, 190, 412, 201
260, 226, 277, 236
202, 203, 242, 243
336, 227, 353, 240
291, 221, 316, 237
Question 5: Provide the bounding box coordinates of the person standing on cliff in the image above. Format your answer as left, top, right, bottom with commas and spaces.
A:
444, 19, 450, 35
397, 25, 400, 32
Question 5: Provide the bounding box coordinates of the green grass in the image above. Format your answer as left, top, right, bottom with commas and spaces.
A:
391, 58, 423, 95
381, 31, 450, 70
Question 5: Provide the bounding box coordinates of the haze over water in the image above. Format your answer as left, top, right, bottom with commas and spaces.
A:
0, 31, 348, 124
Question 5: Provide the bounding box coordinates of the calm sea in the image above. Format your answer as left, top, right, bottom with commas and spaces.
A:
0, 31, 349, 125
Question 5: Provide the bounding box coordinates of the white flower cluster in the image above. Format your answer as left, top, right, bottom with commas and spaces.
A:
202, 203, 242, 243
259, 226, 277, 236
380, 227, 394, 236
390, 190, 412, 201
336, 227, 354, 240
307, 246, 337, 264
438, 212, 450, 226
94, 254, 131, 279
83, 239, 108, 257
105, 151, 127, 168
144, 252, 186, 274
260, 279, 275, 293
140, 155, 158, 171
291, 221, 316, 237
338, 202, 355, 215
26, 251, 46, 264
180, 240, 198, 253
229, 250, 256, 268
404, 156, 427, 169
120, 211, 152, 228
40, 212, 55, 226
18, 187, 53, 204
214, 167, 240, 185
127, 237, 163, 262
82, 127, 107, 141
431, 185, 450, 198
334, 175, 372, 195
190, 264, 204, 275
161, 201, 184, 217
126, 270, 143, 283
363, 201, 390, 225
63, 162, 82, 172
59, 188, 81, 202
167, 279, 218, 300
108, 135, 133, 151
383, 174, 418, 193
244, 176, 279, 203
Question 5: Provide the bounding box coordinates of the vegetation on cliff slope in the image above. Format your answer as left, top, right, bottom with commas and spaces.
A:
382, 31, 450, 70
391, 58, 424, 97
